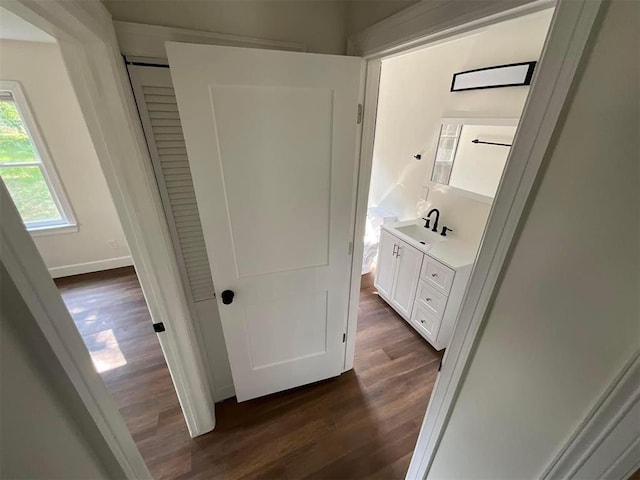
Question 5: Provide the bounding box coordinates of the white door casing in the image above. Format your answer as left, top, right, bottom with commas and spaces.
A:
167, 43, 363, 401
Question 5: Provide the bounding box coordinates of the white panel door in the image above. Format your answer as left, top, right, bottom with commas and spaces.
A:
374, 229, 396, 299
167, 43, 363, 401
390, 240, 423, 319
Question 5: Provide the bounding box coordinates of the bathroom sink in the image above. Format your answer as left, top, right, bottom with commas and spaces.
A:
394, 223, 445, 248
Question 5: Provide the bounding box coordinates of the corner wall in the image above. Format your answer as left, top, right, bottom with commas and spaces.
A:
429, 1, 639, 476
0, 39, 131, 277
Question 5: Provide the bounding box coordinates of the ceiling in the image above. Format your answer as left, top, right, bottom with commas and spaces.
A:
0, 7, 55, 43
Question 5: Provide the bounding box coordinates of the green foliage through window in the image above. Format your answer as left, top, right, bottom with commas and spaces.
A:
0, 97, 63, 225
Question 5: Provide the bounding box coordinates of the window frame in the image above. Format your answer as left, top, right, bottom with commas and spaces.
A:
0, 80, 77, 235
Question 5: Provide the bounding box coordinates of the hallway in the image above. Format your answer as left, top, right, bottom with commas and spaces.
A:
57, 269, 442, 479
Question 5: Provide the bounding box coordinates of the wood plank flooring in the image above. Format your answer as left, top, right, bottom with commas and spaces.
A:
56, 267, 443, 479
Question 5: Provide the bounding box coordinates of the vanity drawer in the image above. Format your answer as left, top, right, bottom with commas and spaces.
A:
411, 303, 441, 342
421, 257, 455, 294
415, 280, 448, 320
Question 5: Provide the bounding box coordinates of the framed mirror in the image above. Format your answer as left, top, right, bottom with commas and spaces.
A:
430, 117, 519, 202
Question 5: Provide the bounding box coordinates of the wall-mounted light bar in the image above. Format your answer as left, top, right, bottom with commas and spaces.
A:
451, 61, 537, 92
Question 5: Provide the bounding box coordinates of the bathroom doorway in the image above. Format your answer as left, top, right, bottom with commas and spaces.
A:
351, 7, 555, 474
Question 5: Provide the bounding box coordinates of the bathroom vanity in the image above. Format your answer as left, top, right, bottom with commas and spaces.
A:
374, 219, 477, 350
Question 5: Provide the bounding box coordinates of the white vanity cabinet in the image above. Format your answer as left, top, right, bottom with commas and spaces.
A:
374, 224, 474, 351
374, 230, 423, 319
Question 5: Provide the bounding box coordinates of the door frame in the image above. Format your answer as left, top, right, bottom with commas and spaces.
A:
344, 0, 604, 478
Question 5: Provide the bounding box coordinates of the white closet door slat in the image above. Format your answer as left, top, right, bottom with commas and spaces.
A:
142, 86, 174, 96
148, 110, 181, 120
158, 147, 188, 155
146, 102, 179, 112
144, 94, 177, 104
151, 118, 182, 127
129, 64, 215, 303
153, 126, 183, 135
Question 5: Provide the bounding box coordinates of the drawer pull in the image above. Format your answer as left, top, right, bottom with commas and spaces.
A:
431, 273, 438, 278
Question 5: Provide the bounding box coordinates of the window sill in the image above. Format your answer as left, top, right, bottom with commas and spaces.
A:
28, 223, 79, 237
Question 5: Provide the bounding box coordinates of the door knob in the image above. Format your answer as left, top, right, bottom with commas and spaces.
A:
221, 290, 235, 305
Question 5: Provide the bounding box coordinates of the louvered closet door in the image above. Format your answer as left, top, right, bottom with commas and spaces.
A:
127, 64, 215, 303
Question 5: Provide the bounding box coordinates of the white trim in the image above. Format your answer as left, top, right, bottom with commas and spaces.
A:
344, 0, 604, 478
2, 0, 215, 441
0, 80, 77, 230
541, 350, 640, 480
344, 59, 381, 372
348, 0, 555, 58
48, 255, 133, 278
113, 20, 306, 59
29, 223, 79, 236
0, 182, 151, 479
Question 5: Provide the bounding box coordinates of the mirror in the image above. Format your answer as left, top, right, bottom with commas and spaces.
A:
430, 118, 518, 200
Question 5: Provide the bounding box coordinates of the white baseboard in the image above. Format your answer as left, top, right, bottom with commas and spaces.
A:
48, 256, 134, 278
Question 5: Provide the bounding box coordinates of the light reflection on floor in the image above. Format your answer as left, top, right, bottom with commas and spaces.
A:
88, 328, 128, 373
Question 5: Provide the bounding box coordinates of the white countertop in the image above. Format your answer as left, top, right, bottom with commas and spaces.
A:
381, 219, 479, 269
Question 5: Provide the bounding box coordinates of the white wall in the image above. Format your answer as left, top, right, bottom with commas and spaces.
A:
419, 187, 492, 248
103, 0, 349, 54
0, 264, 125, 479
0, 39, 131, 277
369, 10, 552, 244
449, 124, 517, 198
103, 0, 420, 55
429, 1, 639, 477
345, 0, 419, 37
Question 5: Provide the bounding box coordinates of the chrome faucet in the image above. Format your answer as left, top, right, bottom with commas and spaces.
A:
422, 208, 440, 232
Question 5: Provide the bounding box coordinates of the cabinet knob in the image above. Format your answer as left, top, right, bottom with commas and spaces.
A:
431, 273, 438, 278
426, 297, 432, 302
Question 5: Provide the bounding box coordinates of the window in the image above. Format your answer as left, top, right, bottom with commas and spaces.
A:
0, 81, 76, 233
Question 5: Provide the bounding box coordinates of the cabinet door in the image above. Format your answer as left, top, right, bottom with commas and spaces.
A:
374, 229, 396, 299
390, 240, 423, 319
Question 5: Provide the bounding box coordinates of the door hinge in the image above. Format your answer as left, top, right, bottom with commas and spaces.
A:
348, 241, 354, 255
153, 322, 165, 333
357, 103, 363, 124
342, 333, 347, 343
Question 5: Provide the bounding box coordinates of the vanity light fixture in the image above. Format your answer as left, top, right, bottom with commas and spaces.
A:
451, 61, 536, 92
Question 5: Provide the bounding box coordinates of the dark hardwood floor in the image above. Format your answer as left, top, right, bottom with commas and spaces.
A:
56, 267, 443, 479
